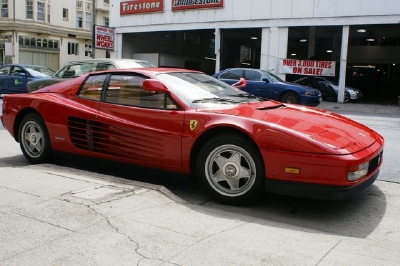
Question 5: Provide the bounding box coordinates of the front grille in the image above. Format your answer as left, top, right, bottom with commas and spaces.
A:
368, 152, 382, 174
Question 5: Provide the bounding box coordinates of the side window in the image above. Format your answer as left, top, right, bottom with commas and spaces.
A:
219, 69, 243, 80
97, 63, 116, 71
0, 66, 10, 75
105, 74, 177, 109
244, 70, 262, 81
77, 74, 107, 101
11, 67, 25, 76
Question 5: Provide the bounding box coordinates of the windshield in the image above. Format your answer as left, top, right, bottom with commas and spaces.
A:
26, 66, 54, 76
260, 70, 284, 82
155, 72, 263, 108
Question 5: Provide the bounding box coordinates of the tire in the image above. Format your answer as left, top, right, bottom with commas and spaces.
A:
344, 91, 351, 103
196, 134, 265, 205
19, 113, 52, 164
280, 92, 299, 104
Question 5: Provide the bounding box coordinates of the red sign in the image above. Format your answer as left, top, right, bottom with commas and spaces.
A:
120, 0, 164, 15
279, 59, 336, 76
172, 0, 223, 11
95, 25, 114, 50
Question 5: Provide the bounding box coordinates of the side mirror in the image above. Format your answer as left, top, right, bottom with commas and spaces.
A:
142, 79, 168, 92
262, 78, 270, 83
232, 77, 247, 89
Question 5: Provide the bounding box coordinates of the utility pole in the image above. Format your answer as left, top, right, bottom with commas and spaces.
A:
91, 0, 96, 58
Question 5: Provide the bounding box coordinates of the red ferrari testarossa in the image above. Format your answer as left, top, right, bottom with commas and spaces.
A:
1, 68, 384, 204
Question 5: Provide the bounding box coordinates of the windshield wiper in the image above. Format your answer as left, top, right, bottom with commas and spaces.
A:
192, 97, 241, 104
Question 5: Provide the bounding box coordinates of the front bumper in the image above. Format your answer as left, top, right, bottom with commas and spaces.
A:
264, 169, 379, 200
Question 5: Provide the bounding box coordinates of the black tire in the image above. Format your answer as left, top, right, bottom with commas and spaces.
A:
344, 91, 351, 103
196, 134, 265, 205
19, 113, 52, 164
280, 92, 299, 104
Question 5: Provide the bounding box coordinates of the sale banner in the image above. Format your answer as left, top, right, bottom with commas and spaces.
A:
279, 59, 336, 76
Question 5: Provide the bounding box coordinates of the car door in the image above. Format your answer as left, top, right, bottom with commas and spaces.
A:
96, 72, 185, 172
3, 66, 31, 94
241, 69, 275, 99
0, 66, 11, 94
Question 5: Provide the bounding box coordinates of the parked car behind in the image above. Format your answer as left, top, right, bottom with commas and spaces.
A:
213, 68, 321, 106
293, 76, 363, 103
0, 64, 55, 95
27, 58, 155, 92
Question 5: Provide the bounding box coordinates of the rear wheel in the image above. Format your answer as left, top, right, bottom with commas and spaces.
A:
196, 134, 265, 205
280, 92, 299, 104
19, 113, 52, 164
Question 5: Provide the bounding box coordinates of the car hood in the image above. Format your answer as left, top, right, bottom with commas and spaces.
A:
201, 100, 380, 154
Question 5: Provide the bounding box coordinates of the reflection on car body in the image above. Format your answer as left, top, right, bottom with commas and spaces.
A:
1, 68, 384, 205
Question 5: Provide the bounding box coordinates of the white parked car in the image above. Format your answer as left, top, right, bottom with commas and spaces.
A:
293, 76, 363, 103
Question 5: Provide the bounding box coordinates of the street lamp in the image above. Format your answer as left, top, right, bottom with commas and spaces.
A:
91, 0, 96, 58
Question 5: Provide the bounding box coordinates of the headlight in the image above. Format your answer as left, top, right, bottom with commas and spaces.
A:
347, 162, 369, 181
304, 90, 320, 96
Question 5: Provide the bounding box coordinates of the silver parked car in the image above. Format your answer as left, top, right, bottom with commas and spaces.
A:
293, 76, 363, 103
27, 58, 155, 92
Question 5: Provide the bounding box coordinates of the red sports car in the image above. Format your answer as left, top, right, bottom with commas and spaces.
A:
1, 68, 384, 204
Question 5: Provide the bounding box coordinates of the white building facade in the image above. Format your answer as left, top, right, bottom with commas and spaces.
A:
110, 0, 400, 102
0, 0, 110, 70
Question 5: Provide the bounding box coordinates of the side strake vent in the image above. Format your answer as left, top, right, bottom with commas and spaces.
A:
67, 116, 163, 160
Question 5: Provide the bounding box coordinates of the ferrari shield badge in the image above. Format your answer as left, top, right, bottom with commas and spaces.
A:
189, 120, 198, 131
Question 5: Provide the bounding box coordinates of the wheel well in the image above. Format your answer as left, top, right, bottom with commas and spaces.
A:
13, 108, 42, 142
280, 90, 298, 99
189, 126, 258, 178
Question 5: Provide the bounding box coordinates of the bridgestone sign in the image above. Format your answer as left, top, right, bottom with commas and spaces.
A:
172, 0, 223, 10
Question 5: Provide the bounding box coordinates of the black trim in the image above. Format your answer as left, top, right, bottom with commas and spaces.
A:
265, 170, 379, 200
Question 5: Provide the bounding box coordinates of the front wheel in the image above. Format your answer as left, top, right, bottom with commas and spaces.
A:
196, 134, 265, 205
344, 91, 351, 103
280, 92, 299, 104
19, 113, 52, 164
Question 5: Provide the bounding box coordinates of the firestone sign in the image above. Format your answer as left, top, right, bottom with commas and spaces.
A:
172, 0, 223, 11
279, 59, 336, 76
94, 25, 114, 50
120, 0, 164, 15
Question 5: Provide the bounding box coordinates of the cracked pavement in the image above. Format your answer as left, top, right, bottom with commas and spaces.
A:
1, 126, 400, 265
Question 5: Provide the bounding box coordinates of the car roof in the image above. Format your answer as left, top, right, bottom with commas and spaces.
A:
92, 67, 202, 75
63, 58, 149, 64
1, 64, 50, 68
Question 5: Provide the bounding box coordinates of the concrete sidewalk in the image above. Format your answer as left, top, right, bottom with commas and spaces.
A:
318, 100, 400, 116
1, 159, 400, 265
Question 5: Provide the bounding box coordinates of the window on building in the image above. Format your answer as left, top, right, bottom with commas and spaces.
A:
104, 0, 109, 4
104, 17, 109, 27
63, 8, 68, 20
68, 42, 79, 55
1, 0, 8, 18
85, 12, 92, 30
85, 44, 92, 57
42, 39, 48, 48
26, 0, 33, 19
47, 4, 50, 23
37, 39, 42, 47
77, 11, 83, 28
85, 2, 92, 11
30, 38, 36, 46
37, 2, 45, 21
77, 1, 83, 9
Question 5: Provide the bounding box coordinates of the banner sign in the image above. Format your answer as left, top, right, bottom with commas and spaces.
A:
279, 59, 336, 76
94, 25, 114, 50
120, 0, 164, 15
172, 0, 223, 11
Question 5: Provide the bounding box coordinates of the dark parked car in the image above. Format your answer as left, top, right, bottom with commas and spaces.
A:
0, 64, 54, 95
293, 76, 363, 102
213, 68, 321, 106
27, 58, 155, 92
